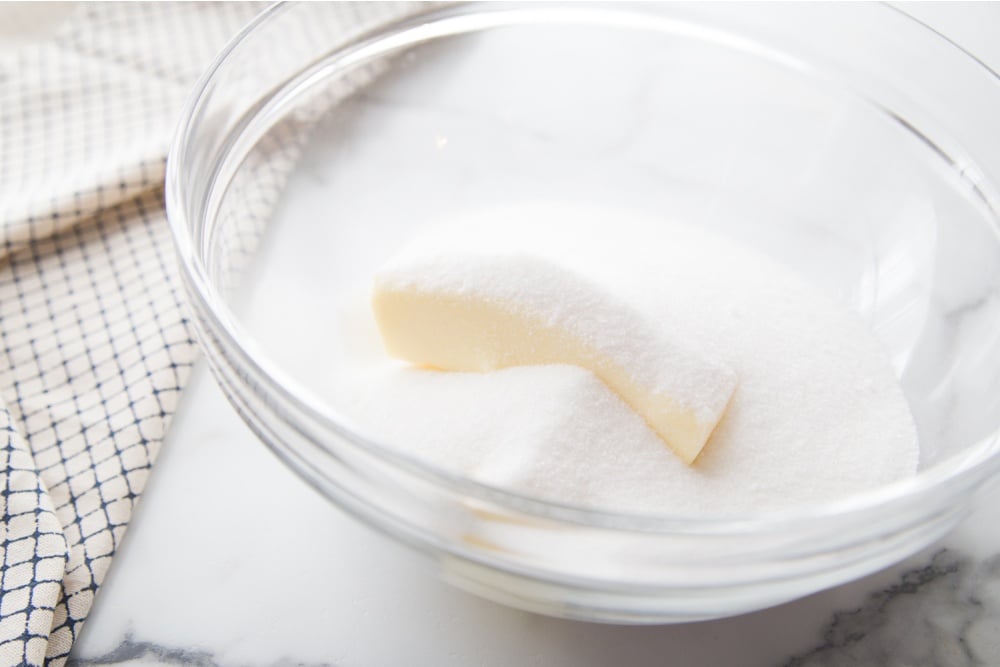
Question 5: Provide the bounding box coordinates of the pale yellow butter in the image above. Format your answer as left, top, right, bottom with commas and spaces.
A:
372, 251, 737, 465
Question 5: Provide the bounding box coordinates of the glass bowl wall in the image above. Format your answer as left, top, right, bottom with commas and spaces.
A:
167, 3, 1000, 622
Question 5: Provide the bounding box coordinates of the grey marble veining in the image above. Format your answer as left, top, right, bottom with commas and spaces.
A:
785, 550, 1000, 667
70, 637, 335, 667
69, 637, 217, 667
69, 547, 1000, 666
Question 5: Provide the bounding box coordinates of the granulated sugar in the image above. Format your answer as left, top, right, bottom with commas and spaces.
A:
373, 245, 738, 463
344, 204, 919, 515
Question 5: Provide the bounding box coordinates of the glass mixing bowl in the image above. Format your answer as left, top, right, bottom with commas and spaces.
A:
166, 3, 1000, 622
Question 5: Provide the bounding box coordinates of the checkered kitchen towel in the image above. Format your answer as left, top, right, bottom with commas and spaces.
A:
0, 3, 414, 664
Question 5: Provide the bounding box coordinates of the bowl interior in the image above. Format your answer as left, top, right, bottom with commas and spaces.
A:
199, 5, 1000, 514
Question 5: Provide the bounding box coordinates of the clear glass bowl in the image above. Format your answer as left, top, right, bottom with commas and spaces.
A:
166, 3, 1000, 622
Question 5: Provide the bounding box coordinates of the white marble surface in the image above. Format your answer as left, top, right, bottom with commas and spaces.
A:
69, 4, 1000, 666
69, 364, 1000, 667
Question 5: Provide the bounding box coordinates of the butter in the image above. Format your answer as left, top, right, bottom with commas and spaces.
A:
372, 251, 736, 465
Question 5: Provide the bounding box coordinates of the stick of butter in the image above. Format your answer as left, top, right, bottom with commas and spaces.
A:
372, 251, 737, 465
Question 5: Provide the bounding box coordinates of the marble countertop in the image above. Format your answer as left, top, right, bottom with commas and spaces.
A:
69, 4, 1000, 666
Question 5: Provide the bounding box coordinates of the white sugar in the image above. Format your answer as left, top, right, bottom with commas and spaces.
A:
344, 203, 919, 516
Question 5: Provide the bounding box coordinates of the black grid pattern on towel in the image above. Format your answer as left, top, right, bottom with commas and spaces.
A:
0, 410, 66, 664
0, 190, 197, 665
0, 3, 419, 664
0, 4, 266, 664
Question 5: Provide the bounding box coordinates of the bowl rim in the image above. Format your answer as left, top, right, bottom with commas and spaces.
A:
166, 1, 1000, 532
